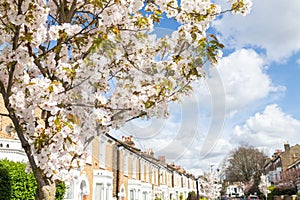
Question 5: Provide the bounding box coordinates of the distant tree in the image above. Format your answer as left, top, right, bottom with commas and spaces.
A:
224, 145, 268, 194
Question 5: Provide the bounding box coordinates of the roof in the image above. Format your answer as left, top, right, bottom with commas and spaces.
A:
104, 132, 194, 177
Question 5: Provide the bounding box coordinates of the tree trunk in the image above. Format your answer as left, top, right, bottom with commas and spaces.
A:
36, 181, 56, 200
7, 111, 57, 200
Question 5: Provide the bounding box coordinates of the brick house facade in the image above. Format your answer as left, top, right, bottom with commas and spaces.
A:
71, 134, 197, 200
0, 95, 197, 200
264, 143, 300, 186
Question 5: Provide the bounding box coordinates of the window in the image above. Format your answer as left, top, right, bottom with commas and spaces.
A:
118, 184, 126, 199
80, 180, 88, 200
95, 183, 104, 200
136, 189, 140, 200
151, 168, 154, 184
132, 157, 136, 179
86, 142, 92, 165
145, 164, 149, 182
106, 184, 111, 200
124, 152, 129, 176
130, 189, 135, 200
99, 137, 106, 168
142, 191, 147, 200
93, 170, 113, 200
64, 182, 74, 199
141, 161, 144, 181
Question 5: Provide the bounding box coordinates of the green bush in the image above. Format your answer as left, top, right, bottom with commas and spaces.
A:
0, 159, 65, 200
272, 187, 297, 196
55, 181, 66, 200
179, 193, 184, 200
0, 159, 36, 200
187, 191, 197, 200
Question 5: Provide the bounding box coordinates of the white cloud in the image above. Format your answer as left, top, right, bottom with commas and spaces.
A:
118, 48, 283, 172
167, 49, 286, 172
210, 48, 283, 115
114, 49, 285, 173
116, 0, 300, 174
233, 104, 300, 155
213, 0, 300, 62
116, 96, 204, 160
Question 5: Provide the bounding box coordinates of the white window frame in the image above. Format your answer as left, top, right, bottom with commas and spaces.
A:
64, 181, 74, 200
132, 156, 136, 179
124, 151, 129, 176
94, 183, 104, 200
141, 160, 144, 181
152, 168, 154, 184
99, 136, 107, 168
129, 189, 135, 200
145, 163, 149, 182
93, 170, 113, 200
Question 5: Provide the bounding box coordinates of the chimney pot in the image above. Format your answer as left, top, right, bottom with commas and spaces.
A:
284, 143, 290, 152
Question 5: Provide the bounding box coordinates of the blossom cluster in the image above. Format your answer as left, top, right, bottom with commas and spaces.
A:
198, 172, 222, 199
0, 0, 252, 182
229, 0, 253, 16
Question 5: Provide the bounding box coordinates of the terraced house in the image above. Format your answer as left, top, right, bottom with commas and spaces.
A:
0, 95, 197, 200
264, 143, 300, 185
69, 134, 197, 200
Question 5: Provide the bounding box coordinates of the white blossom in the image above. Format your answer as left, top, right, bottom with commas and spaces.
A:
0, 0, 252, 184
198, 172, 222, 200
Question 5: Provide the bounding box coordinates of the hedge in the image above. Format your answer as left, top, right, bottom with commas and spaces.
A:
0, 159, 65, 200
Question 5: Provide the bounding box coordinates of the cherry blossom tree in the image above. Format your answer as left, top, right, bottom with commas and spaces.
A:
198, 171, 222, 199
0, 0, 252, 199
259, 174, 270, 199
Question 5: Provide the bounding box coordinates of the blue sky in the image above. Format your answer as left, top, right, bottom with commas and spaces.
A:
268, 56, 300, 116
115, 0, 300, 175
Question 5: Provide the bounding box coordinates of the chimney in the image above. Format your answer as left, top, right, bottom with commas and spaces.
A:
169, 162, 175, 168
145, 148, 154, 157
284, 142, 290, 152
122, 135, 135, 147
158, 156, 166, 163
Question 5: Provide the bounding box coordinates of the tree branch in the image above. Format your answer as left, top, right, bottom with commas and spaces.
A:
0, 113, 9, 117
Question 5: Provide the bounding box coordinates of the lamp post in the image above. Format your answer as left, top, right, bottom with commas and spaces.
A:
196, 178, 200, 200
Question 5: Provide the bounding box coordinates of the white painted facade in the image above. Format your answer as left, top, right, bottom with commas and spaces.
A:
226, 184, 244, 197
93, 170, 113, 200
0, 138, 27, 162
64, 171, 90, 200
